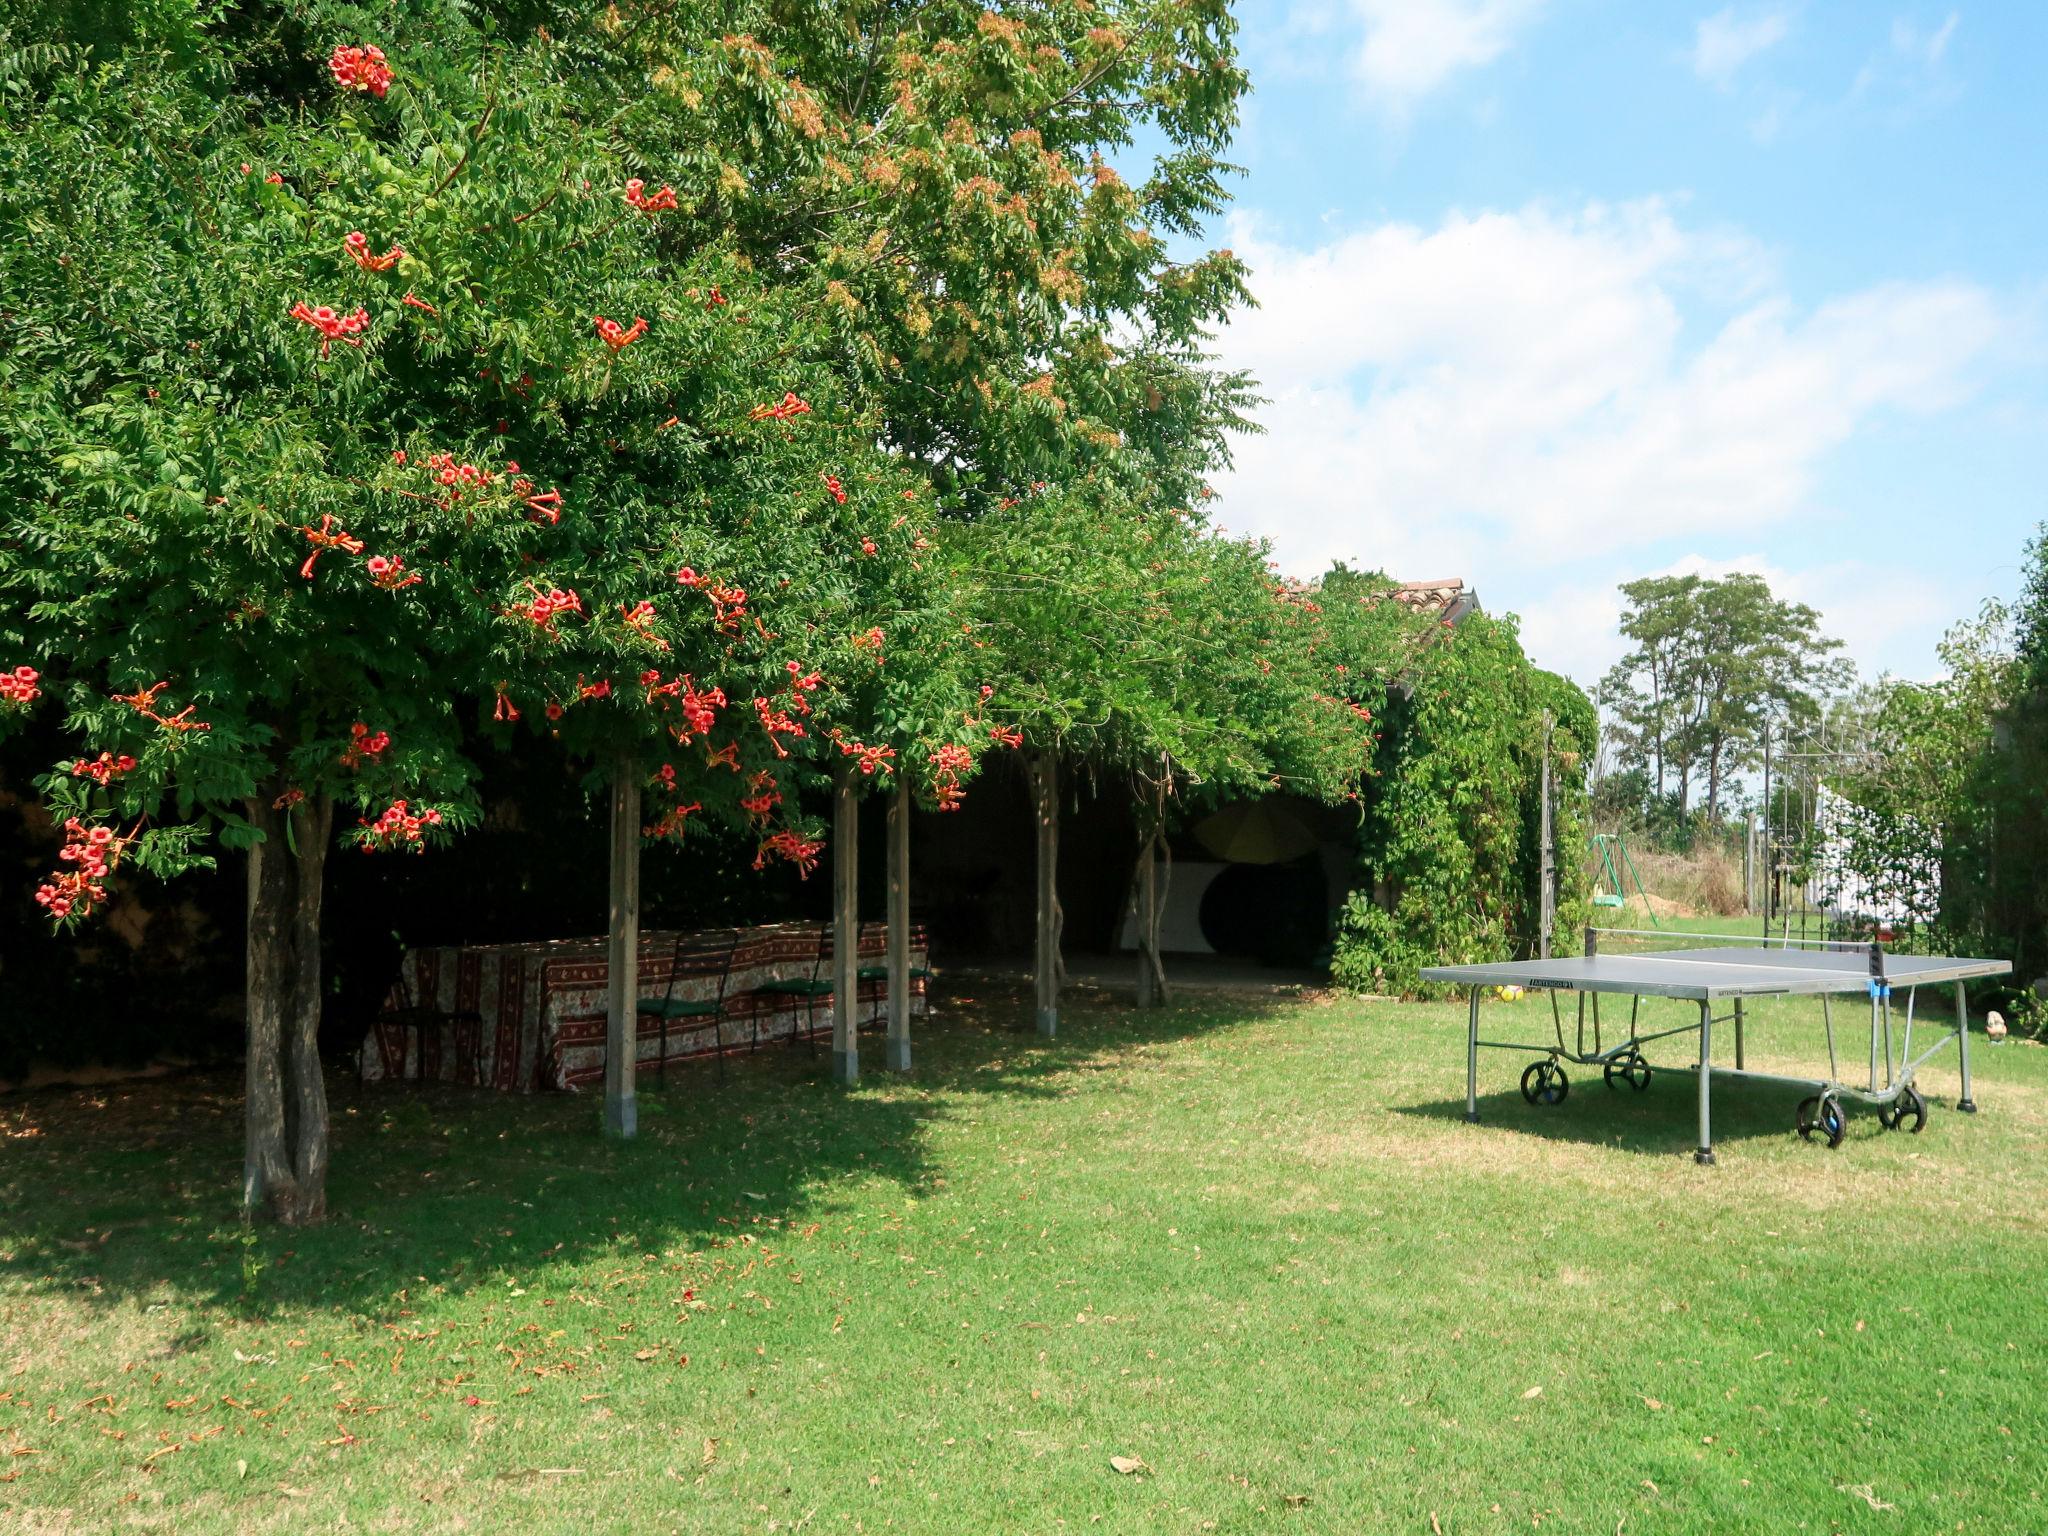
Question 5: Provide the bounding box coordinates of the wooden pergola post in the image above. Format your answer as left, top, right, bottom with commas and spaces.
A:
831, 754, 860, 1084
1136, 830, 1160, 1007
604, 759, 641, 1139
886, 775, 912, 1071
1134, 771, 1168, 1008
1029, 749, 1059, 1037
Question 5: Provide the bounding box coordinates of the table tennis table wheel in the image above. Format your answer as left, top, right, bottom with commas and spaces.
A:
1795, 1095, 1845, 1148
1877, 1084, 1928, 1135
1520, 1060, 1569, 1106
1603, 1052, 1652, 1093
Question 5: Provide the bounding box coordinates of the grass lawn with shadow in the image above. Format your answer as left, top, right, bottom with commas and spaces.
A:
2, 978, 2043, 1533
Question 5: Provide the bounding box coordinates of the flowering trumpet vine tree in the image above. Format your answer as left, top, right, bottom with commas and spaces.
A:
0, 3, 972, 1221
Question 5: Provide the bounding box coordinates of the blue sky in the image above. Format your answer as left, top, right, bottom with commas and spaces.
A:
1200, 0, 2047, 688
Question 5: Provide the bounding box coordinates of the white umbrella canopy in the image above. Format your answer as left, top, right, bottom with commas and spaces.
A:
1193, 799, 1320, 865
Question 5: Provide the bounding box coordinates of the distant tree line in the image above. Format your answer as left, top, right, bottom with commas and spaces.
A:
1596, 572, 1847, 834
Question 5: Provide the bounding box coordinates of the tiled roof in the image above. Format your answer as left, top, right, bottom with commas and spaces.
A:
1384, 579, 1470, 616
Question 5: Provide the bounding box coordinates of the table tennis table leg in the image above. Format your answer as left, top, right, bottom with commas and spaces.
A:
1466, 988, 1481, 1123
1868, 990, 1881, 1093
1955, 979, 1978, 1113
1733, 997, 1745, 1072
1695, 1000, 1715, 1166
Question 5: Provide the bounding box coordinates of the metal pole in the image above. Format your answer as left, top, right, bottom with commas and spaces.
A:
603, 762, 640, 1139
1466, 989, 1481, 1123
885, 776, 912, 1072
1955, 979, 1977, 1112
1733, 996, 1745, 1072
831, 755, 860, 1084
1760, 722, 1772, 943
1539, 712, 1555, 961
1695, 1000, 1714, 1166
1868, 987, 1881, 1094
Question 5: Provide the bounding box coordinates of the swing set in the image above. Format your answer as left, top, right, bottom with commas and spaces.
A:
1588, 833, 1660, 928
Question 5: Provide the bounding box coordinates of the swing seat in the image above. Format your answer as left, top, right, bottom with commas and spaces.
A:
1591, 893, 1626, 908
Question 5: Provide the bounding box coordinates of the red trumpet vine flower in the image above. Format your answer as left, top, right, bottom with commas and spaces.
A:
328, 43, 394, 97
594, 314, 648, 350
343, 230, 404, 271
927, 743, 973, 812
821, 473, 847, 504
1, 665, 42, 710
623, 178, 678, 212
748, 392, 811, 422
753, 697, 807, 757
71, 751, 138, 785
340, 722, 391, 768
35, 816, 136, 921
113, 680, 210, 733
519, 583, 584, 634
754, 829, 825, 878
739, 770, 782, 824
836, 737, 897, 777
289, 301, 372, 357
300, 514, 365, 579
356, 799, 443, 853
643, 800, 703, 841
365, 553, 421, 590
522, 487, 564, 525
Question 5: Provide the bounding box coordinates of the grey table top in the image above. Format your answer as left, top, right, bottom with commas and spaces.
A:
1420, 946, 2012, 1000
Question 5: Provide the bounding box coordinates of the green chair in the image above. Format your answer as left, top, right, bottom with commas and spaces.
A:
856, 922, 933, 997
753, 923, 833, 1055
637, 928, 740, 1082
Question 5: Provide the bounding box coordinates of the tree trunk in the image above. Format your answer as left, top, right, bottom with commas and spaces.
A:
243, 791, 333, 1225
283, 796, 334, 1224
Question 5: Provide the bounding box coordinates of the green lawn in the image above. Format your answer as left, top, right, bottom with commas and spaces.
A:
3, 977, 2044, 1533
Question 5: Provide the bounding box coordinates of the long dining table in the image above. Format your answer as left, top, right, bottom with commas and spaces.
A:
358, 921, 929, 1091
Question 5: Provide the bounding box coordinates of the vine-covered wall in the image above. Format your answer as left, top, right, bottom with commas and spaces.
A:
1331, 611, 1594, 996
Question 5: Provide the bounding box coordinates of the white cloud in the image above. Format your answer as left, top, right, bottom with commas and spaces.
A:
1693, 7, 1791, 87
1892, 11, 1960, 65
1210, 200, 2003, 683
1346, 0, 1549, 112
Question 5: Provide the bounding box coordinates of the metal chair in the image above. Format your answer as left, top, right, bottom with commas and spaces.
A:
637, 929, 740, 1082
752, 922, 832, 1056
362, 968, 487, 1086
856, 921, 931, 1029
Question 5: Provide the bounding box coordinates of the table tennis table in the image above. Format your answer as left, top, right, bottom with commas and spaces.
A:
1421, 929, 2011, 1164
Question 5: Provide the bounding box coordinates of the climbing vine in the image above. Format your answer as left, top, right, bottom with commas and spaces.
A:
1326, 603, 1594, 996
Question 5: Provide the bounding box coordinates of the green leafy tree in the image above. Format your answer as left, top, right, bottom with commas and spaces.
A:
0, 1, 975, 1220
951, 479, 1374, 1006
1601, 572, 1844, 825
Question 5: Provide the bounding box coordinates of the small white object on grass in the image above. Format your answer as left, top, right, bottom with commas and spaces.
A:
1986, 1010, 2008, 1043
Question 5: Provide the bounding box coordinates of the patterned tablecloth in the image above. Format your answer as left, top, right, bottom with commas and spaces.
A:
358, 921, 929, 1091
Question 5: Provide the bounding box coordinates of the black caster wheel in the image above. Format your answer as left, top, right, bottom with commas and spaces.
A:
1795, 1095, 1845, 1148
1520, 1060, 1569, 1106
1603, 1052, 1652, 1092
1878, 1085, 1927, 1134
